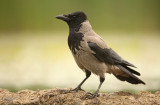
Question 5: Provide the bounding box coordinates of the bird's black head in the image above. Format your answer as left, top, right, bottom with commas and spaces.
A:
56, 11, 87, 28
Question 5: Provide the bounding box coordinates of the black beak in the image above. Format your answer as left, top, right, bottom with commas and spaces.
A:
56, 14, 69, 21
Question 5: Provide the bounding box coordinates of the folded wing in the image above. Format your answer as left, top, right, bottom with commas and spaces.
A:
88, 41, 145, 85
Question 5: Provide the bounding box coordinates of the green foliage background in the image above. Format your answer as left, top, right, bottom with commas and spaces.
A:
0, 0, 159, 32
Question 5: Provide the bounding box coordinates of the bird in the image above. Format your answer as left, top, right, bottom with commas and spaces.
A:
56, 11, 145, 98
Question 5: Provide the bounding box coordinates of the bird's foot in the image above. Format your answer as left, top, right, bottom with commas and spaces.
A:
86, 92, 99, 99
69, 87, 84, 92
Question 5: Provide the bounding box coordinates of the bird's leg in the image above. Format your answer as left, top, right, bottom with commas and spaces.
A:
70, 70, 91, 92
87, 77, 105, 98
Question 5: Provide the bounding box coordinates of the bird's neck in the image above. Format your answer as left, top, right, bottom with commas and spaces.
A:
69, 20, 92, 34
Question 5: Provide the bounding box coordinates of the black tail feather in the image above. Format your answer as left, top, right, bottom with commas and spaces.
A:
115, 65, 145, 85
114, 74, 145, 84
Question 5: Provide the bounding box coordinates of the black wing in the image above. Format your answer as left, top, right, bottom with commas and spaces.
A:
88, 42, 145, 85
88, 42, 136, 68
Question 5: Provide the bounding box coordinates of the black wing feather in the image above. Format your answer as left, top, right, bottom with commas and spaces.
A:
88, 42, 145, 84
88, 42, 136, 67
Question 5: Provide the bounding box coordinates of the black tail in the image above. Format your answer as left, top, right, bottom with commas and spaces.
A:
114, 65, 145, 85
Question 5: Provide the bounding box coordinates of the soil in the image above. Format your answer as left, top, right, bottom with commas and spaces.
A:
0, 88, 160, 105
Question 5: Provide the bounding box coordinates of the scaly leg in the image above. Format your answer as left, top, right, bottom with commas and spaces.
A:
87, 77, 105, 98
70, 70, 91, 92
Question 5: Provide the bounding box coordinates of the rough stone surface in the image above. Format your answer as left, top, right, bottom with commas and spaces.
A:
0, 88, 160, 105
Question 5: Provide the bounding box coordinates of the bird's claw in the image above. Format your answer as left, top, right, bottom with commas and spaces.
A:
70, 87, 84, 92
86, 92, 99, 99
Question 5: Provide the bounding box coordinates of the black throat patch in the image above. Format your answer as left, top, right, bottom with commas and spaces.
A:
68, 31, 84, 54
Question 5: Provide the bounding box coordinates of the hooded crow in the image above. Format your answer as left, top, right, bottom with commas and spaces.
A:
56, 11, 145, 98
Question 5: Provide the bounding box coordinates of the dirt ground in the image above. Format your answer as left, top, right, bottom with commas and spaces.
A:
0, 88, 160, 105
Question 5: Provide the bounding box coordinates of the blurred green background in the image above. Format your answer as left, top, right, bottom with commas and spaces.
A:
0, 0, 160, 92
0, 0, 160, 32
